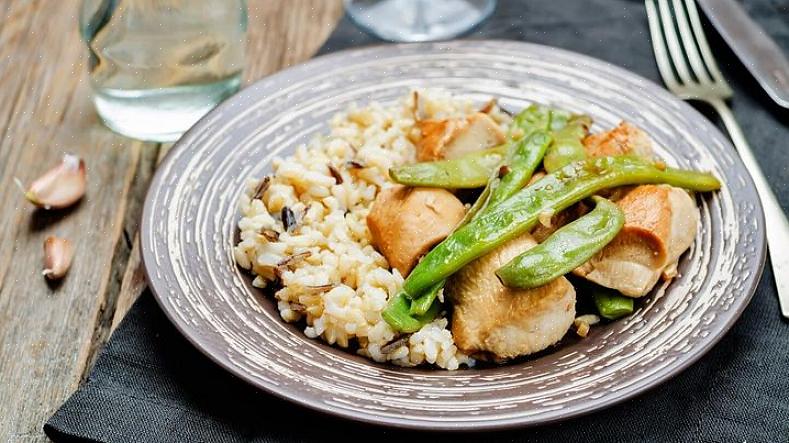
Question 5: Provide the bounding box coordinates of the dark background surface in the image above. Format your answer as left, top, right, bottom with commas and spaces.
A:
46, 1, 788, 441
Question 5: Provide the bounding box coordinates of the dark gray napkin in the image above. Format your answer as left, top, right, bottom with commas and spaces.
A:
46, 1, 789, 442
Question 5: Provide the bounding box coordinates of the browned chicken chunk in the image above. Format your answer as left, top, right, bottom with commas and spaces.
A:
415, 112, 505, 161
574, 185, 700, 297
447, 234, 576, 360
367, 185, 466, 276
583, 121, 655, 159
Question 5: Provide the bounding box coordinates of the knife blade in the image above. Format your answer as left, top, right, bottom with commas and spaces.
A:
697, 0, 789, 108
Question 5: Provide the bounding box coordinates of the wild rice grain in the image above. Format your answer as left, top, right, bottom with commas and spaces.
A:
381, 335, 411, 354
260, 228, 279, 242
253, 176, 271, 200
328, 164, 343, 184
281, 206, 297, 232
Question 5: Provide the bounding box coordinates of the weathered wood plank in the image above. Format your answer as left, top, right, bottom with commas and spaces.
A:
0, 1, 343, 441
245, 0, 344, 80
78, 142, 162, 380
0, 1, 152, 440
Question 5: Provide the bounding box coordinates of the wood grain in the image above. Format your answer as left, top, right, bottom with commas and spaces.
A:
0, 0, 342, 440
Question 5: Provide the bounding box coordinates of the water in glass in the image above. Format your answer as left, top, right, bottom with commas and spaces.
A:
79, 0, 247, 142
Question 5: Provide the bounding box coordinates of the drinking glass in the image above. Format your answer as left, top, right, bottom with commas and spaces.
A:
345, 0, 496, 42
79, 0, 247, 142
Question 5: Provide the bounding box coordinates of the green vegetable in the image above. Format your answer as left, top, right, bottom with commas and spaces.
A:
548, 110, 571, 131
507, 104, 552, 139
487, 131, 552, 208
381, 292, 442, 333
399, 156, 721, 299
389, 145, 507, 189
592, 287, 634, 320
496, 196, 624, 289
543, 115, 591, 173
408, 281, 442, 315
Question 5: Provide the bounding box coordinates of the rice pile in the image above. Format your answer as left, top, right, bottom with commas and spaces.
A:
234, 90, 508, 369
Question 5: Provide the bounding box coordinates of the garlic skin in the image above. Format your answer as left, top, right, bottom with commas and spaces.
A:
43, 236, 74, 280
22, 153, 86, 209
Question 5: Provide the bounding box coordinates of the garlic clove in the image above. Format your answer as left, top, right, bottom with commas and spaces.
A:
21, 153, 86, 209
43, 236, 74, 280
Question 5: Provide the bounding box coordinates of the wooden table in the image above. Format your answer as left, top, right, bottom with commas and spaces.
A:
0, 1, 343, 439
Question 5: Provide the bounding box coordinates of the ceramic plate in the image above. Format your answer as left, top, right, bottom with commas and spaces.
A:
140, 41, 766, 430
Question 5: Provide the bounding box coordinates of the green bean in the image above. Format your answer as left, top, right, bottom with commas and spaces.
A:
592, 287, 634, 320
381, 293, 442, 333
496, 196, 624, 289
399, 156, 720, 299
507, 104, 552, 139
389, 145, 507, 189
549, 110, 571, 131
543, 115, 592, 173
408, 281, 442, 315
487, 131, 552, 208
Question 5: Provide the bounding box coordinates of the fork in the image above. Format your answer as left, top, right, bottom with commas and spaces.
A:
645, 0, 789, 318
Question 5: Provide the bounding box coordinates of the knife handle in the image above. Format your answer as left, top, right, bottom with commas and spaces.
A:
710, 98, 789, 318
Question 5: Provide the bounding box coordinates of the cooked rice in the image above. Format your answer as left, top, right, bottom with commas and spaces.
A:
234, 90, 509, 370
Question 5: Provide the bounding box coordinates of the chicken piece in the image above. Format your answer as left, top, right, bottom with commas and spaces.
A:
367, 185, 465, 276
582, 121, 655, 202
583, 121, 655, 159
447, 234, 576, 360
415, 112, 505, 161
574, 185, 699, 297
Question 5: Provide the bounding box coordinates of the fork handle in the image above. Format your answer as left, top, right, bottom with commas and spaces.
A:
710, 98, 789, 318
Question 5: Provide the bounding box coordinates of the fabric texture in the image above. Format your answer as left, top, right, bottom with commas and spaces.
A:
46, 1, 789, 441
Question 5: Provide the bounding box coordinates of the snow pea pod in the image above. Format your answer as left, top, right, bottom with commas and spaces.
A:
487, 131, 552, 208
381, 291, 442, 333
400, 156, 721, 299
496, 196, 624, 289
507, 103, 553, 139
593, 287, 634, 320
543, 115, 592, 173
389, 145, 507, 189
407, 281, 443, 316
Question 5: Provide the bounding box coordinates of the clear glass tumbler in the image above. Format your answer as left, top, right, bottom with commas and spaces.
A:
345, 0, 496, 42
79, 0, 247, 142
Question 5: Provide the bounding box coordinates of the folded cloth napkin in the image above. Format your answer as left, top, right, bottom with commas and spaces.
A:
46, 0, 789, 441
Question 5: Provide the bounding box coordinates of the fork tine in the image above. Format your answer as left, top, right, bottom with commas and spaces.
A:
671, 0, 712, 83
646, 0, 681, 91
657, 0, 694, 84
683, 0, 732, 94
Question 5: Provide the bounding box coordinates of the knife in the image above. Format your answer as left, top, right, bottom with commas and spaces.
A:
697, 0, 789, 108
